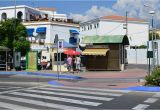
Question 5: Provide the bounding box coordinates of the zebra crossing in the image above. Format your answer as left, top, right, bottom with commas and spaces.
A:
0, 86, 23, 92
0, 85, 130, 110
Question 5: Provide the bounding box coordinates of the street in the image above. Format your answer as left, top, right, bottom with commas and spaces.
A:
0, 74, 160, 110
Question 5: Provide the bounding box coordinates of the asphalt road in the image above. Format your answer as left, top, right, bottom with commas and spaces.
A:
0, 74, 160, 110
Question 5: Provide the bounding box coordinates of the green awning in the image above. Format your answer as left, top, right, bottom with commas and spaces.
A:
82, 35, 129, 45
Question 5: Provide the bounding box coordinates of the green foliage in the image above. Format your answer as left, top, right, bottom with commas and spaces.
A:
0, 18, 30, 56
145, 66, 160, 86
138, 45, 147, 49
149, 32, 160, 41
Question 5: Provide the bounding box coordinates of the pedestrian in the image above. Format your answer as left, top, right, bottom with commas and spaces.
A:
75, 55, 81, 73
67, 55, 72, 72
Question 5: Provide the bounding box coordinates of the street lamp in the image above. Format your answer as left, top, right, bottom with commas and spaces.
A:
144, 4, 156, 69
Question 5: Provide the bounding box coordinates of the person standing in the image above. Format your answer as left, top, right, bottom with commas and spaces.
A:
67, 55, 72, 72
75, 55, 81, 73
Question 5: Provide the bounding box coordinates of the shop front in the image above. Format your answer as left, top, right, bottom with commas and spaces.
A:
81, 35, 129, 71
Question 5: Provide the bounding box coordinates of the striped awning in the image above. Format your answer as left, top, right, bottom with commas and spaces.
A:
82, 48, 109, 56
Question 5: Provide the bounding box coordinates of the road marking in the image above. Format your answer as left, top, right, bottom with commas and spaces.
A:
50, 85, 130, 93
10, 92, 101, 106
39, 87, 123, 96
0, 87, 22, 89
0, 85, 46, 94
0, 101, 39, 110
144, 98, 158, 103
0, 95, 88, 110
132, 104, 150, 110
24, 89, 113, 101
153, 93, 160, 97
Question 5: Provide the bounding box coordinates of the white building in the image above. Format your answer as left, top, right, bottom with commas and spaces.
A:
37, 7, 67, 22
23, 21, 79, 51
0, 5, 68, 22
80, 15, 149, 47
0, 5, 79, 70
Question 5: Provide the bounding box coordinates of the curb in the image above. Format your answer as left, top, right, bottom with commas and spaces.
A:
48, 80, 64, 86
0, 71, 83, 80
121, 86, 160, 92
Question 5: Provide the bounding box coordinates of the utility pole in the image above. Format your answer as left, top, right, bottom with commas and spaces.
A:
13, 0, 16, 70
124, 11, 128, 69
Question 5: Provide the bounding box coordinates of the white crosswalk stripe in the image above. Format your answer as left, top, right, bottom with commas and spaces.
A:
0, 86, 127, 110
10, 91, 102, 106
0, 101, 39, 110
39, 87, 123, 96
0, 95, 88, 110
24, 89, 113, 101
50, 85, 131, 93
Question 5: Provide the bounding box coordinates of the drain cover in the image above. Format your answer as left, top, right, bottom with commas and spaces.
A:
107, 85, 117, 86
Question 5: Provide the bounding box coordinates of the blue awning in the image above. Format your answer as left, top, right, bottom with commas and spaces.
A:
51, 41, 77, 48
70, 29, 79, 34
36, 27, 46, 33
27, 28, 34, 36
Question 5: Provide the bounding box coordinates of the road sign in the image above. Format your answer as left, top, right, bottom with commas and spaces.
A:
147, 51, 153, 58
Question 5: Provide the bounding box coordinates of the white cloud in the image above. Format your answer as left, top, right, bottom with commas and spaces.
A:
69, 0, 160, 27
69, 5, 117, 22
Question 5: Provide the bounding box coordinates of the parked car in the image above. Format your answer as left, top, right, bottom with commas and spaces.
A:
20, 60, 26, 70
15, 60, 26, 71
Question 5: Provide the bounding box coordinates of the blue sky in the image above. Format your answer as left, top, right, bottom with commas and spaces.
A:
0, 0, 116, 14
0, 0, 160, 27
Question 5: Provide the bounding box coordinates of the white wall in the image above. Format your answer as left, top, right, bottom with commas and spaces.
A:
99, 20, 149, 46
127, 49, 147, 64
80, 19, 149, 46
0, 7, 25, 21
24, 22, 79, 44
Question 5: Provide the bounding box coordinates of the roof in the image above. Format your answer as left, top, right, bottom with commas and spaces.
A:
37, 7, 56, 11
0, 46, 10, 51
82, 35, 129, 45
101, 15, 146, 23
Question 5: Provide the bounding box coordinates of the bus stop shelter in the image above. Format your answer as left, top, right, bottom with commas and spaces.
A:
0, 46, 11, 71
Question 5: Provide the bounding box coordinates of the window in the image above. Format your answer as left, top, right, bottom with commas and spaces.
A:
84, 27, 86, 31
17, 11, 23, 21
90, 24, 92, 29
1, 13, 7, 21
94, 24, 97, 28
88, 25, 89, 30
97, 23, 99, 28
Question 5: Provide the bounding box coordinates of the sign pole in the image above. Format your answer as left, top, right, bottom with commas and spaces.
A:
54, 34, 59, 80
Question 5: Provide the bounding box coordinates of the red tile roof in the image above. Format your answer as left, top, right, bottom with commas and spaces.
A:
101, 15, 146, 22
37, 7, 56, 11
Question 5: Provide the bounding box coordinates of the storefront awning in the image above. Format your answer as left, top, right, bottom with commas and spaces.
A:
82, 35, 129, 45
70, 29, 79, 34
36, 27, 46, 33
82, 48, 109, 56
27, 28, 34, 36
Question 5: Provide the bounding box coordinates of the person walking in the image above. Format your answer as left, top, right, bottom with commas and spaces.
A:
67, 55, 72, 72
75, 55, 81, 73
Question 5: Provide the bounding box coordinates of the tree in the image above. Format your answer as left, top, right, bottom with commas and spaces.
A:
0, 18, 30, 56
149, 32, 160, 41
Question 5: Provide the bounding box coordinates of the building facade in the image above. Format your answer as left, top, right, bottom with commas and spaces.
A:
80, 15, 149, 47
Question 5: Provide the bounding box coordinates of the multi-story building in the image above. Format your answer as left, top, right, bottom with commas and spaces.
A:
0, 5, 79, 70
80, 15, 149, 47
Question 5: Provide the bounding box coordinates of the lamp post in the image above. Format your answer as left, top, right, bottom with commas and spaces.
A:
144, 4, 156, 69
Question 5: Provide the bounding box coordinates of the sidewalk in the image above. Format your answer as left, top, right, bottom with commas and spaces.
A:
29, 65, 148, 89
54, 68, 148, 89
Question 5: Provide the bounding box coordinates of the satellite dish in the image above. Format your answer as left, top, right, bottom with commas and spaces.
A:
33, 32, 38, 36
